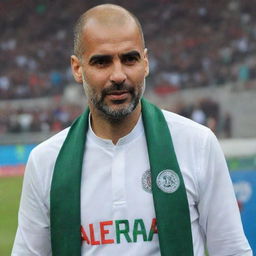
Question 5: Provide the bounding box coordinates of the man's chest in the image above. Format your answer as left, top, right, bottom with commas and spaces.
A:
79, 137, 161, 254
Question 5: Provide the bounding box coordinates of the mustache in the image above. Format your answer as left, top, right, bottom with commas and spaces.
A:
101, 83, 134, 97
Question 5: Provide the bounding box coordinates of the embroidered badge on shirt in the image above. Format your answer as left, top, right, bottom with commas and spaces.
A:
156, 170, 180, 193
142, 170, 152, 193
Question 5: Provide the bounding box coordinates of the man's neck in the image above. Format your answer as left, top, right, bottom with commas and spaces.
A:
89, 103, 141, 145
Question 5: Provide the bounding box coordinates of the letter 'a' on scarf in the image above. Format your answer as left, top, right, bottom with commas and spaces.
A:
50, 98, 194, 256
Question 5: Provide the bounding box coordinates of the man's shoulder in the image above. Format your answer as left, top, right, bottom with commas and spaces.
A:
30, 127, 70, 161
23, 128, 71, 190
161, 109, 211, 136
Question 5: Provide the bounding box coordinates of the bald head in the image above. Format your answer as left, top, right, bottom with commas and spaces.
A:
73, 4, 145, 58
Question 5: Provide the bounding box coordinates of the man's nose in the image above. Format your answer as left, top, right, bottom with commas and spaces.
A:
110, 61, 127, 84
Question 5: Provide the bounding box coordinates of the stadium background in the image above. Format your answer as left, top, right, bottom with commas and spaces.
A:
0, 0, 255, 254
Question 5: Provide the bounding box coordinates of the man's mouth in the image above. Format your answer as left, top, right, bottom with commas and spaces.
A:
105, 90, 130, 101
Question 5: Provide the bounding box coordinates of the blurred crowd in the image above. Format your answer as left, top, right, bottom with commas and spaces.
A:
1, 0, 252, 136
175, 98, 232, 138
0, 97, 232, 138
0, 103, 82, 134
1, 0, 256, 99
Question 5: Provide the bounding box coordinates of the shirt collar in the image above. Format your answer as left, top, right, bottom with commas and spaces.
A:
87, 114, 143, 147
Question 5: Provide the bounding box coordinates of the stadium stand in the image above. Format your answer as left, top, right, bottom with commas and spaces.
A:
1, 0, 256, 138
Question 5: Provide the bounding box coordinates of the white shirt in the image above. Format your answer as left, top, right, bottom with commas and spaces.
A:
12, 110, 252, 256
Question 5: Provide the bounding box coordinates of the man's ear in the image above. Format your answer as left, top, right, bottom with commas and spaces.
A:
71, 55, 83, 83
143, 48, 149, 77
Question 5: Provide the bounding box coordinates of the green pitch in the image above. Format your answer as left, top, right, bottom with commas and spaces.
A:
0, 176, 23, 256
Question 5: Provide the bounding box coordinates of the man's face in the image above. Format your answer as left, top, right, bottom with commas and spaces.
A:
72, 20, 149, 120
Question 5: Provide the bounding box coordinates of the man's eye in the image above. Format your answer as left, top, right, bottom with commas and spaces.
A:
94, 59, 109, 67
123, 56, 138, 65
90, 58, 111, 67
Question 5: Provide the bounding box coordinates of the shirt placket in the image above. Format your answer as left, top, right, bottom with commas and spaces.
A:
111, 145, 126, 215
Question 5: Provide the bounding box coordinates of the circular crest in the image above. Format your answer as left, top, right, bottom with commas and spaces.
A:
141, 170, 152, 193
156, 170, 180, 193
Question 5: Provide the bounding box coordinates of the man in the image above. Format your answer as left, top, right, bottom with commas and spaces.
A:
12, 4, 252, 256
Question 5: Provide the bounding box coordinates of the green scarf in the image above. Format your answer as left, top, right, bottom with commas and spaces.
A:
50, 98, 194, 255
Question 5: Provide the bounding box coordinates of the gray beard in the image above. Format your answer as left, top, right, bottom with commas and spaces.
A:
92, 94, 139, 122
82, 74, 145, 122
